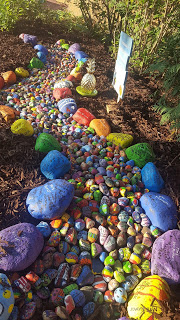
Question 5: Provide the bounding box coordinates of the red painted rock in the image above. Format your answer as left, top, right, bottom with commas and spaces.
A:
72, 108, 95, 127
53, 87, 72, 100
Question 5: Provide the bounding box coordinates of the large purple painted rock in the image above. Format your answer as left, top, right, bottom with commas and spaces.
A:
26, 180, 74, 220
0, 223, 44, 272
140, 192, 177, 232
151, 229, 180, 284
68, 43, 81, 54
141, 162, 164, 192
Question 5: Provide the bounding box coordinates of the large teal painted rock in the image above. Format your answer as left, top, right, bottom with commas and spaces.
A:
40, 150, 71, 179
35, 133, 61, 153
26, 179, 74, 220
141, 162, 164, 192
140, 192, 177, 232
125, 143, 155, 168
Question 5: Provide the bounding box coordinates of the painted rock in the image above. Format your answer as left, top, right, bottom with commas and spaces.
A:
68, 43, 81, 54
122, 275, 139, 292
2, 71, 16, 85
74, 51, 89, 61
50, 288, 65, 306
151, 229, 180, 284
73, 108, 95, 127
76, 265, 94, 286
28, 57, 44, 69
70, 289, 85, 307
37, 51, 46, 63
59, 241, 71, 254
0, 76, 4, 89
104, 256, 115, 266
114, 271, 125, 283
91, 257, 103, 274
54, 80, 72, 89
53, 88, 72, 100
140, 192, 177, 232
125, 143, 155, 168
104, 235, 116, 252
98, 226, 109, 245
66, 252, 79, 264
65, 228, 77, 245
0, 223, 43, 271
88, 228, 99, 243
93, 291, 104, 304
114, 287, 127, 304
89, 119, 111, 137
107, 133, 133, 148
42, 310, 57, 320
91, 243, 102, 258
63, 283, 79, 296
0, 105, 17, 122
141, 162, 165, 192
64, 295, 75, 314
26, 180, 74, 220
37, 287, 50, 299
54, 306, 67, 319
102, 266, 113, 282
127, 275, 170, 319
19, 33, 37, 46
80, 286, 94, 303
92, 275, 107, 292
54, 263, 70, 287
35, 133, 61, 153
119, 248, 131, 261
104, 290, 114, 303
47, 231, 61, 247
34, 44, 48, 55
108, 279, 119, 291
40, 150, 71, 179
83, 302, 95, 318
58, 98, 77, 115
79, 251, 91, 265
36, 221, 51, 237
11, 119, 34, 136
15, 67, 29, 78
0, 273, 14, 320
20, 301, 36, 320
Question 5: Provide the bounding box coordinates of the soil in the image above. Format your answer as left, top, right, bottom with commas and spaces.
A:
0, 8, 180, 320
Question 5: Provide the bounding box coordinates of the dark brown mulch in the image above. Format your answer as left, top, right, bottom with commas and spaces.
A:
0, 19, 180, 320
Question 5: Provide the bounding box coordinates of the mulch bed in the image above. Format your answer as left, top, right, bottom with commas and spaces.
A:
0, 18, 180, 320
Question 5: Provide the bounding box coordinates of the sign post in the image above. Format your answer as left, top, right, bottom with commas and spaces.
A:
112, 31, 133, 102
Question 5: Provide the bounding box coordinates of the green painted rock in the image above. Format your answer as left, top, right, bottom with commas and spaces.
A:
106, 133, 133, 148
35, 133, 61, 153
28, 57, 44, 69
62, 44, 70, 50
125, 143, 155, 168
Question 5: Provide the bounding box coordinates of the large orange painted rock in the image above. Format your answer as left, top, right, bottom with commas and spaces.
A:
127, 275, 170, 320
73, 108, 95, 127
90, 119, 111, 137
0, 105, 18, 122
1, 71, 16, 85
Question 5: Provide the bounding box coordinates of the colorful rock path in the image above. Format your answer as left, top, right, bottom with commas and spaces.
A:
0, 39, 179, 320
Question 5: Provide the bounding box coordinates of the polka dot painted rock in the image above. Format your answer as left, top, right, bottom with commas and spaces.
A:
0, 223, 44, 272
107, 133, 133, 148
40, 150, 71, 179
0, 273, 14, 320
35, 133, 61, 153
26, 179, 74, 220
50, 288, 65, 306
140, 192, 177, 232
114, 288, 127, 304
127, 275, 170, 319
89, 119, 111, 137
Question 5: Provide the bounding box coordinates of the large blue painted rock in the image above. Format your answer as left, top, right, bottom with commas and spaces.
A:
0, 273, 14, 320
125, 143, 155, 168
26, 180, 74, 220
151, 229, 180, 284
140, 192, 177, 232
0, 223, 44, 271
34, 44, 48, 55
75, 51, 89, 61
40, 150, 71, 179
141, 162, 164, 192
57, 98, 77, 115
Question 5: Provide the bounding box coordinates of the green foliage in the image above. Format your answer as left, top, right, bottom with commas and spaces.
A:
149, 31, 180, 140
0, 0, 45, 31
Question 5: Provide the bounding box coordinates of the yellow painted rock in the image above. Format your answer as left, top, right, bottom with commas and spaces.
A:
15, 67, 29, 78
106, 133, 133, 148
11, 119, 34, 136
127, 275, 170, 320
90, 119, 111, 137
